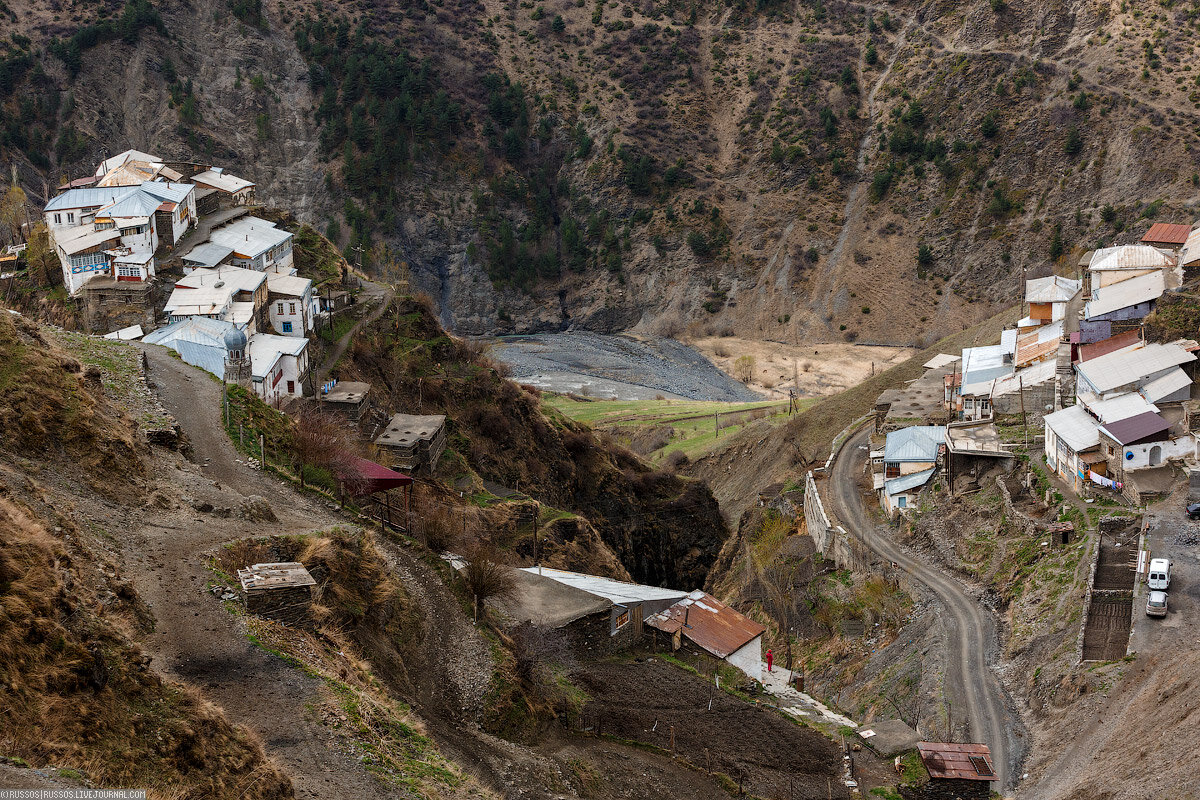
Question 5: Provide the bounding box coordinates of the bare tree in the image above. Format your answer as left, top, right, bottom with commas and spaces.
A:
510, 621, 575, 698
462, 545, 516, 622
293, 410, 360, 491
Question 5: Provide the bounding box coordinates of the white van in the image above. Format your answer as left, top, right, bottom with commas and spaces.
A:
1148, 558, 1172, 590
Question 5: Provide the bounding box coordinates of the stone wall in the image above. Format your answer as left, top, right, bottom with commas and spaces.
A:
899, 779, 990, 800
245, 586, 313, 626
566, 610, 636, 658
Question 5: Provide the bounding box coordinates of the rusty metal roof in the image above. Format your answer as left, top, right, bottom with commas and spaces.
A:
917, 742, 995, 781
646, 591, 765, 658
1141, 222, 1192, 246
1076, 330, 1142, 363
237, 562, 316, 592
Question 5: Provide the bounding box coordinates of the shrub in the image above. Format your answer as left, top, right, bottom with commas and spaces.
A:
980, 111, 999, 138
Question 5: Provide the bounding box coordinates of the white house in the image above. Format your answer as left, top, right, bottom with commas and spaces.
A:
1021, 275, 1080, 330
266, 272, 316, 336
877, 426, 945, 515
44, 185, 161, 293
208, 216, 294, 274
1043, 405, 1102, 494
1074, 342, 1195, 402
139, 180, 197, 246
1087, 245, 1173, 291
248, 334, 309, 403
94, 149, 162, 180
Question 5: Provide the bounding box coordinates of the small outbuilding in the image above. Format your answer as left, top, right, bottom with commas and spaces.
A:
901, 741, 995, 800
237, 562, 316, 625
373, 413, 447, 474
320, 381, 372, 423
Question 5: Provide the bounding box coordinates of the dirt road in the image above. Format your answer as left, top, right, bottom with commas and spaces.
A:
828, 428, 1027, 792
312, 278, 393, 383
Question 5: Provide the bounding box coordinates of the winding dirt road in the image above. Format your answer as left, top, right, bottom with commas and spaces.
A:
827, 428, 1027, 792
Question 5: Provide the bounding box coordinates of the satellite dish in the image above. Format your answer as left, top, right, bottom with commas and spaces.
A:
214, 280, 225, 288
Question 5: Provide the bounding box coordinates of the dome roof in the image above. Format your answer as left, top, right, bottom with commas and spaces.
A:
223, 327, 247, 351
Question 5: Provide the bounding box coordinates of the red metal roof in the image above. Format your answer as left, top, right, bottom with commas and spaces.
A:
646, 591, 765, 659
1076, 329, 1141, 363
1141, 222, 1191, 246
917, 742, 995, 781
338, 456, 413, 496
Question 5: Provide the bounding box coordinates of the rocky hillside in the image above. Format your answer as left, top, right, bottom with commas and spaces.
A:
3, 0, 1199, 342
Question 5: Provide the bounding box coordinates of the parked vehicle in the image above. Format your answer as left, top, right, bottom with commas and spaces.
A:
1148, 558, 1172, 590
1147, 591, 1169, 618
1187, 502, 1200, 520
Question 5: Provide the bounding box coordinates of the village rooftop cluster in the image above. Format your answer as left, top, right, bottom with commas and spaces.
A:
43, 148, 320, 404
872, 222, 1200, 513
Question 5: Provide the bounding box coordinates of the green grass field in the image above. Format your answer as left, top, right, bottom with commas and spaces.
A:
543, 396, 815, 463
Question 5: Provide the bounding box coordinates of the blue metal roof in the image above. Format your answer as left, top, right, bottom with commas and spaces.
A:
44, 186, 136, 211
139, 180, 193, 203
885, 467, 937, 496
883, 426, 946, 463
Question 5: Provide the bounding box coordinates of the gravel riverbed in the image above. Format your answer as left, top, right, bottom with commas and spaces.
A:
490, 332, 763, 402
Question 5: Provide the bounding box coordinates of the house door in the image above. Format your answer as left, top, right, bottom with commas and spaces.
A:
632, 605, 644, 638
1150, 445, 1162, 466
287, 380, 295, 394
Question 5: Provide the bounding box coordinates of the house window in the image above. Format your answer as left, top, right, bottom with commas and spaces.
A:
282, 321, 293, 333
277, 302, 284, 314
287, 380, 295, 394
67, 212, 74, 224
53, 213, 62, 225
614, 610, 630, 629
898, 496, 907, 508
288, 302, 296, 314
117, 264, 141, 278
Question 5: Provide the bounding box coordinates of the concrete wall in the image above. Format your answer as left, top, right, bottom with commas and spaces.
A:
1111, 436, 1195, 475
804, 470, 834, 555
725, 634, 763, 682
993, 380, 1055, 426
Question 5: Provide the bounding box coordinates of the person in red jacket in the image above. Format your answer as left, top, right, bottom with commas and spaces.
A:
766, 648, 773, 673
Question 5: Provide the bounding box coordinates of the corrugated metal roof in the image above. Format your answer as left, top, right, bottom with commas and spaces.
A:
103, 324, 144, 341
1025, 275, 1081, 303
1140, 368, 1193, 403
517, 567, 689, 607
1097, 411, 1171, 446
174, 339, 226, 378
1141, 222, 1191, 246
97, 161, 160, 187
1080, 392, 1159, 424
45, 186, 137, 212
1181, 228, 1200, 267
917, 742, 995, 782
1084, 270, 1164, 319
1076, 330, 1142, 363
181, 242, 235, 265
210, 217, 291, 259
883, 426, 946, 462
1088, 245, 1174, 271
922, 353, 960, 369
177, 266, 266, 293
54, 226, 121, 255
266, 272, 312, 297
992, 359, 1056, 396
1043, 405, 1101, 453
139, 180, 194, 204
247, 334, 307, 381
1076, 342, 1196, 394
193, 168, 255, 194
885, 467, 936, 496
646, 590, 765, 659
99, 189, 161, 220
237, 562, 316, 592
960, 342, 1013, 386
94, 149, 161, 178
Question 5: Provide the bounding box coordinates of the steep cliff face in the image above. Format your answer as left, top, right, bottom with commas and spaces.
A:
4, 0, 1196, 343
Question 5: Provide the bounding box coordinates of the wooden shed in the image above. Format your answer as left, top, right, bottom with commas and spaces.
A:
237, 562, 316, 625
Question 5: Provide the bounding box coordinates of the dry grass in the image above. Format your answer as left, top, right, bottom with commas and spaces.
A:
0, 497, 292, 799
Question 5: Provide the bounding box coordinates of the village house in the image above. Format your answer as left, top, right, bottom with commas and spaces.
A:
1085, 245, 1173, 294
1096, 411, 1191, 478
646, 590, 766, 681
1020, 275, 1080, 331
248, 334, 310, 402
1140, 222, 1192, 251
1043, 405, 1103, 494
1083, 269, 1165, 324
515, 567, 689, 650
1074, 341, 1195, 403
876, 426, 945, 516
163, 267, 268, 333
208, 216, 295, 274
191, 166, 256, 205
266, 272, 317, 336
319, 381, 373, 423
94, 149, 163, 180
